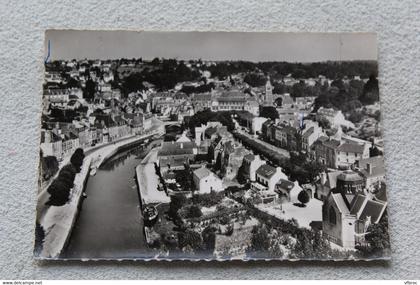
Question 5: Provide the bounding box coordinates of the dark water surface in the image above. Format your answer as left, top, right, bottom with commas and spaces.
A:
63, 146, 154, 259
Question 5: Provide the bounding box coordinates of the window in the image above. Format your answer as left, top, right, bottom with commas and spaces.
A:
329, 206, 337, 225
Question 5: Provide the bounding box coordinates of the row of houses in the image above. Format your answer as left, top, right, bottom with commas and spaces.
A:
40, 112, 155, 160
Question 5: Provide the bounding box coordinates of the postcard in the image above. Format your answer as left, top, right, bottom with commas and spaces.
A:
35, 30, 390, 260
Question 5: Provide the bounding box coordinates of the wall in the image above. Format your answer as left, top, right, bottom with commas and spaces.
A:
0, 0, 419, 280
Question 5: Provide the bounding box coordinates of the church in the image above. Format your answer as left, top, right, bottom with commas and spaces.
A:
263, 76, 274, 106
322, 170, 387, 249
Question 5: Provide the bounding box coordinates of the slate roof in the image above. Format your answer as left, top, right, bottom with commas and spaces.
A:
331, 193, 350, 215
158, 141, 197, 156
337, 143, 365, 154
256, 164, 277, 179
356, 156, 384, 169
193, 167, 212, 180
348, 194, 387, 223
326, 171, 342, 189
322, 139, 341, 149
350, 194, 367, 215
243, 154, 255, 162
302, 126, 314, 138
359, 166, 386, 178
275, 179, 295, 193
337, 170, 363, 182
359, 199, 387, 223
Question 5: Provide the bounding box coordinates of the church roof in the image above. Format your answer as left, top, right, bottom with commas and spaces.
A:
331, 193, 350, 215
359, 200, 387, 223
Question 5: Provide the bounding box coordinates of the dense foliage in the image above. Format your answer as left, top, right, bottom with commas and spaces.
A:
186, 109, 235, 133
40, 155, 59, 181
46, 149, 84, 206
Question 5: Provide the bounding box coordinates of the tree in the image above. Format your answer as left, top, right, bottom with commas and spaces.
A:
46, 179, 71, 206
268, 230, 284, 258
57, 166, 76, 189
168, 194, 187, 218
317, 115, 331, 129
192, 191, 224, 207
348, 110, 363, 124
186, 205, 203, 219
358, 213, 390, 257
248, 224, 270, 254
274, 97, 283, 107
369, 146, 383, 157
202, 226, 217, 253
312, 230, 332, 258
359, 74, 379, 105
70, 148, 85, 172
121, 73, 145, 95
40, 155, 59, 181
83, 78, 96, 101
178, 230, 203, 252
243, 73, 266, 87
292, 231, 313, 258
298, 190, 310, 207
302, 160, 326, 184
259, 106, 279, 120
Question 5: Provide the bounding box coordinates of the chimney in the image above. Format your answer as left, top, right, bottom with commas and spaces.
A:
366, 163, 372, 174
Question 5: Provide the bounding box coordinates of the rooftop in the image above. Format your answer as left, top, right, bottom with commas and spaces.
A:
337, 142, 365, 154
275, 179, 295, 193
193, 167, 213, 180
337, 170, 363, 182
256, 164, 277, 179
331, 193, 350, 215
158, 141, 197, 156
359, 199, 387, 223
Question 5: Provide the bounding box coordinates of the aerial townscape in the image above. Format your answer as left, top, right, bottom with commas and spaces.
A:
35, 57, 390, 260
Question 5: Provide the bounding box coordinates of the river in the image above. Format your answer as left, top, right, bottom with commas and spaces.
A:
62, 144, 155, 259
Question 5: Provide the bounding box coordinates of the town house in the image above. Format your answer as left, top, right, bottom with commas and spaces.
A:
192, 166, 223, 194
253, 164, 287, 193
241, 154, 266, 182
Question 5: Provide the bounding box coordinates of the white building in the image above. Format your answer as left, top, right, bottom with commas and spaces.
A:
301, 120, 324, 152
40, 130, 63, 160
251, 117, 268, 135
275, 179, 303, 204
242, 154, 266, 182
254, 165, 287, 192
316, 107, 355, 129
354, 156, 386, 190
193, 167, 223, 194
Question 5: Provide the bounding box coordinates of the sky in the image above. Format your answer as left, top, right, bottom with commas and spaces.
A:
45, 30, 377, 62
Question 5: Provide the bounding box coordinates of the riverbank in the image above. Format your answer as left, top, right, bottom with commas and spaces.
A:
37, 132, 159, 259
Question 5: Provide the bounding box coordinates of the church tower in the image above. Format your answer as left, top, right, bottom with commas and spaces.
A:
264, 76, 273, 106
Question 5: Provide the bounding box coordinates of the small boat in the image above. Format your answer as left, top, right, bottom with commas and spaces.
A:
90, 168, 97, 176
143, 205, 158, 222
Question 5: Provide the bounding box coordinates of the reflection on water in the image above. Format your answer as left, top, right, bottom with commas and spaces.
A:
101, 145, 147, 171
63, 144, 156, 259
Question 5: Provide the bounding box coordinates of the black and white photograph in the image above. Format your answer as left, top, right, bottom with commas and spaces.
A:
35, 30, 390, 261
